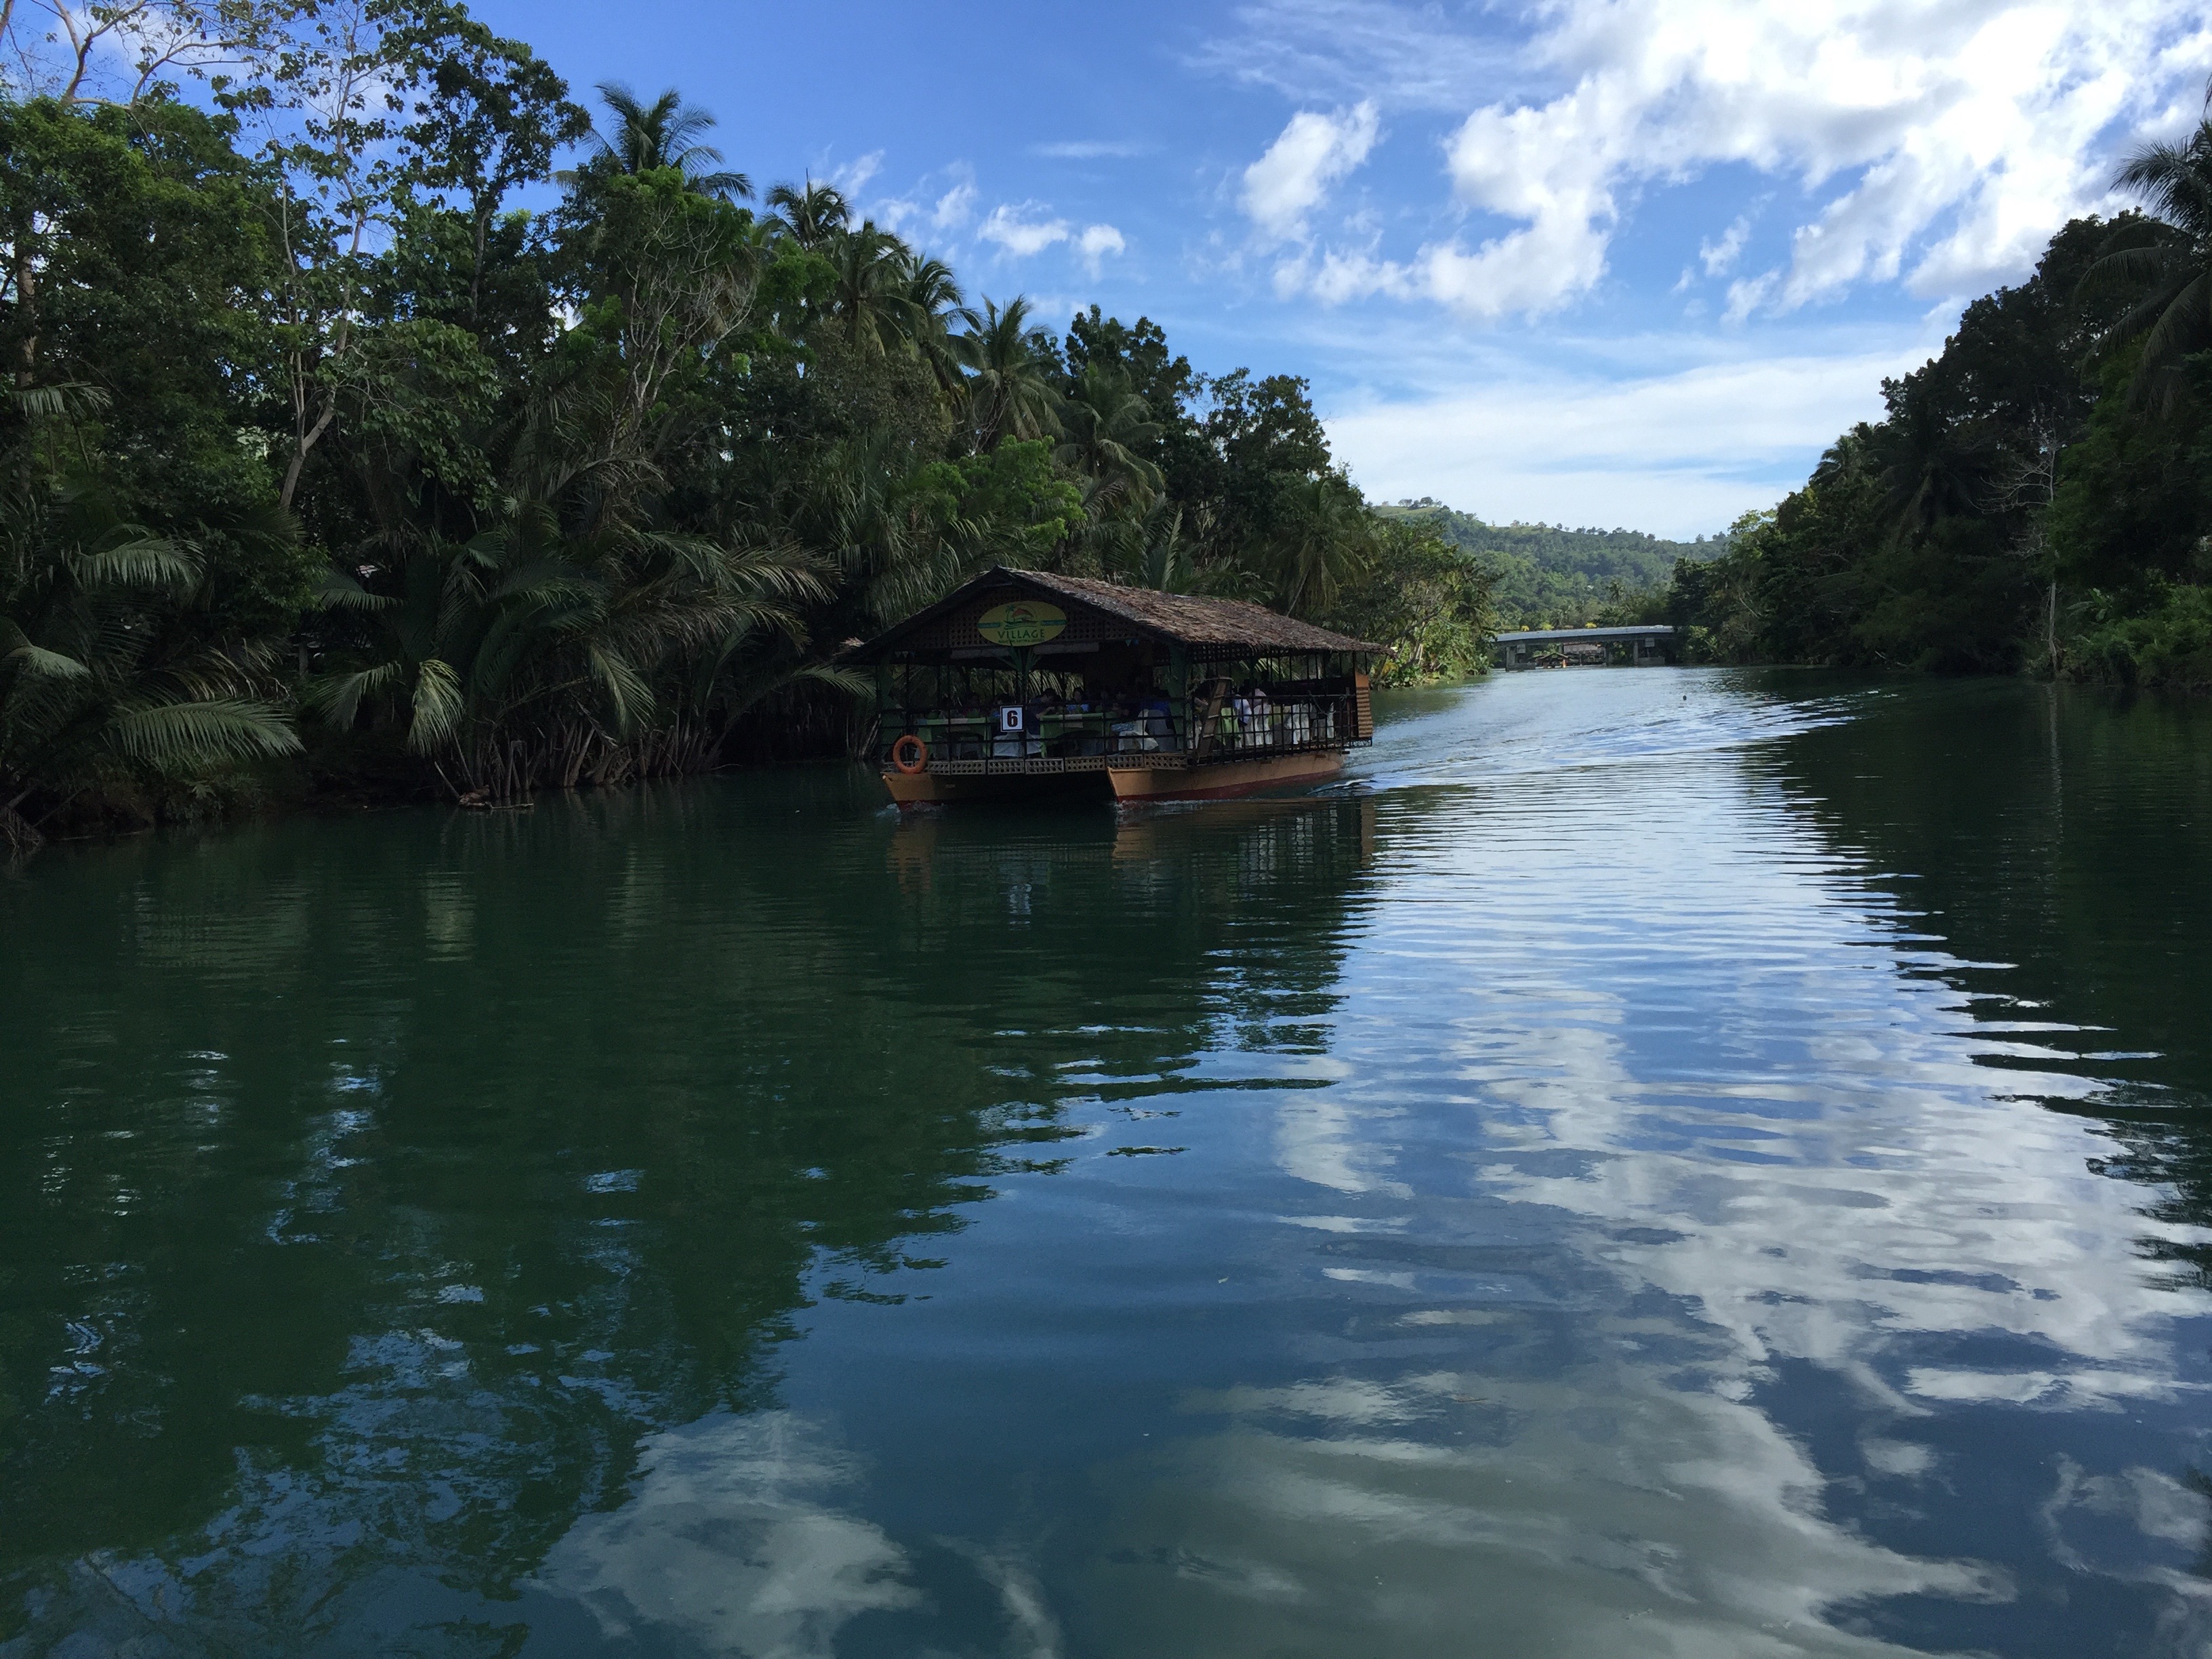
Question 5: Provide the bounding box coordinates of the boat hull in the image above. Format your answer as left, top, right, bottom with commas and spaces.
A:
880, 766, 1109, 806
1108, 750, 1347, 802
880, 748, 1350, 807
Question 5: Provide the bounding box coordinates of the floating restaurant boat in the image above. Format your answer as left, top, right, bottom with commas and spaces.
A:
844, 567, 1381, 807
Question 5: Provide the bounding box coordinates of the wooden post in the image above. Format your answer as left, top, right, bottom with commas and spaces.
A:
1015, 647, 1033, 756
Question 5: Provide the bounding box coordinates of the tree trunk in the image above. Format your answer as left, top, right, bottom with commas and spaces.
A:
280, 394, 340, 512
14, 245, 37, 390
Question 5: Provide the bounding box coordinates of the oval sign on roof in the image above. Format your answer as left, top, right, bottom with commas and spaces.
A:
975, 600, 1067, 647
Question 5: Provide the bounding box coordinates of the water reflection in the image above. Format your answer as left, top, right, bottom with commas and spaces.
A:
1059, 674, 2212, 1658
539, 1413, 923, 1655
0, 782, 1377, 1651
5, 673, 2212, 1656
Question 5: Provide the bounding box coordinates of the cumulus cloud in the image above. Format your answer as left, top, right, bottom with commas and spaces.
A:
1242, 100, 1382, 243
1243, 0, 2211, 319
975, 204, 1126, 270
1323, 344, 1927, 534
869, 165, 976, 241
978, 203, 1072, 256
1078, 222, 1128, 272
932, 180, 977, 232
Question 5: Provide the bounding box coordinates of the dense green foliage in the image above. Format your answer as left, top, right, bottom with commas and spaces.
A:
1664, 112, 2212, 684
0, 4, 1493, 848
1377, 499, 1712, 629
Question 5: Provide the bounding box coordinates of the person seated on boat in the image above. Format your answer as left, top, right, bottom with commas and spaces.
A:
1214, 697, 1240, 749
1141, 696, 1177, 746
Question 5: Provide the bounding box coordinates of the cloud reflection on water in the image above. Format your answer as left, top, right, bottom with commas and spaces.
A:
538, 1413, 921, 1656
1086, 671, 2212, 1654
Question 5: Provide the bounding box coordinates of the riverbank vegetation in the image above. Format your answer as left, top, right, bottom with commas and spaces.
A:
1376, 501, 1713, 630
1648, 110, 2212, 687
0, 1, 1492, 851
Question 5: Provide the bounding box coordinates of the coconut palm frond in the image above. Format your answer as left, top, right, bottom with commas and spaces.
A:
11, 382, 112, 422
585, 641, 655, 733
304, 661, 403, 729
5, 644, 91, 680
405, 658, 464, 754
792, 662, 872, 700
2101, 118, 2212, 401
107, 699, 301, 769
70, 536, 198, 591
2129, 270, 2212, 411
315, 570, 401, 612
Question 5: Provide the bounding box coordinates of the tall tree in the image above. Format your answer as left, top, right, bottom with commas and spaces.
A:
573, 81, 750, 199
389, 11, 587, 322
824, 220, 909, 354
1054, 364, 1162, 505
1266, 473, 1372, 618
893, 250, 964, 391
955, 296, 1060, 451
2089, 106, 2212, 410
767, 179, 850, 251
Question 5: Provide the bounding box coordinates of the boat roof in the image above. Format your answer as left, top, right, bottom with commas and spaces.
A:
844, 567, 1384, 661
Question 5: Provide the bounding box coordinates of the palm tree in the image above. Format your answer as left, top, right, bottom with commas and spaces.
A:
824, 220, 909, 354
571, 83, 752, 199
890, 251, 965, 390
767, 180, 851, 251
1055, 365, 1164, 502
1265, 474, 1373, 618
2, 470, 298, 851
741, 430, 970, 628
2087, 104, 2212, 409
312, 501, 826, 799
954, 297, 1062, 450
1870, 384, 1995, 545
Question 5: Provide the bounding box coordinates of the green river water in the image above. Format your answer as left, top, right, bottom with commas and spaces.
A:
3, 668, 2211, 1657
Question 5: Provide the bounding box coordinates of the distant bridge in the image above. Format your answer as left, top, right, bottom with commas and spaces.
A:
1494, 625, 1680, 669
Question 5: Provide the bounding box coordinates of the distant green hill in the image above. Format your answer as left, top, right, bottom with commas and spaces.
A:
1377, 499, 1718, 629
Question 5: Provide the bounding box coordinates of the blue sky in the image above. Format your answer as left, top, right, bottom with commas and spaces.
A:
478, 1, 2207, 537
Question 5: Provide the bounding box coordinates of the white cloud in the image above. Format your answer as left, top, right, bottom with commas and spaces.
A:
1723, 271, 1777, 326
1077, 222, 1128, 272
1033, 139, 1151, 159
1242, 100, 1382, 243
974, 205, 1123, 269
866, 165, 974, 241
1324, 345, 1927, 535
1194, 0, 1517, 111
831, 150, 884, 196
1700, 213, 1753, 276
933, 180, 977, 232
978, 203, 1071, 256
1233, 0, 2212, 319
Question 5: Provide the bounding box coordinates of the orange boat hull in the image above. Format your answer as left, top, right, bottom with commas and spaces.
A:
1107, 750, 1347, 802
879, 749, 1349, 807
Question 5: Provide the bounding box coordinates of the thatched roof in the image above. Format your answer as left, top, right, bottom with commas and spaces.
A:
846, 567, 1382, 661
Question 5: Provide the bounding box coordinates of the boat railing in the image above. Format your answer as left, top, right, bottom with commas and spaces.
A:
880, 690, 1358, 769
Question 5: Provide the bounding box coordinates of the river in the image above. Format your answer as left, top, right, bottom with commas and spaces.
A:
3, 668, 2210, 1657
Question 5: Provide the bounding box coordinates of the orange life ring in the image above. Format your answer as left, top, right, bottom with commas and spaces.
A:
890, 733, 928, 774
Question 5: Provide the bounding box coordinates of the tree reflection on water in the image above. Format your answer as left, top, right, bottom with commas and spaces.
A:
0, 781, 1378, 1652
